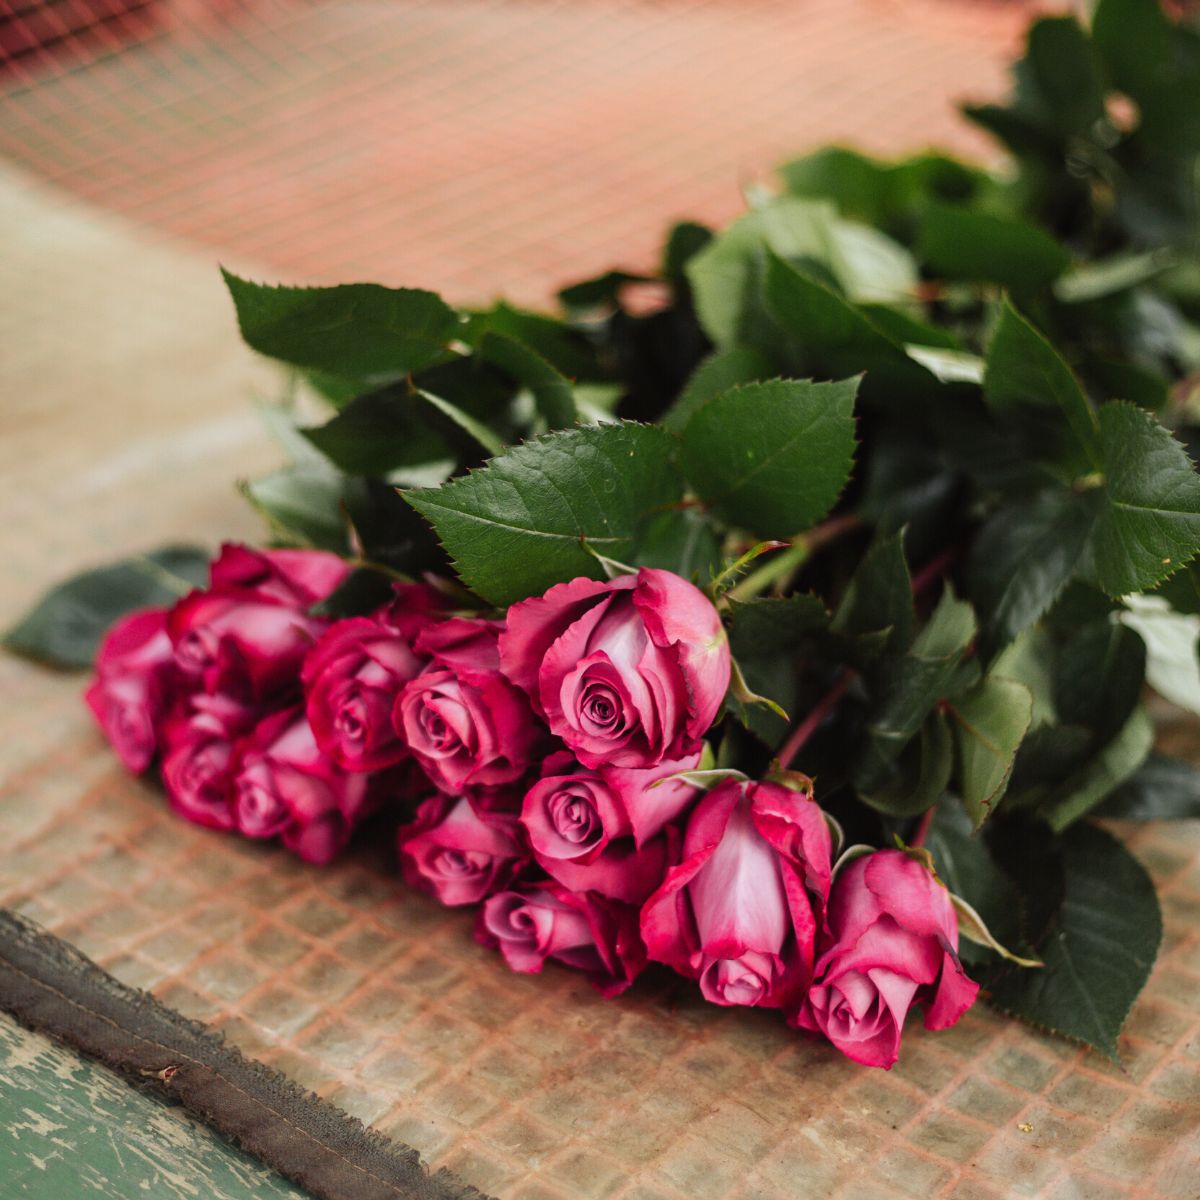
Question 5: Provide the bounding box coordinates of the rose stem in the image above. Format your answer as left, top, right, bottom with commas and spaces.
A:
777, 669, 855, 770
894, 549, 962, 847
910, 545, 958, 598
775, 541, 960, 771
726, 512, 861, 604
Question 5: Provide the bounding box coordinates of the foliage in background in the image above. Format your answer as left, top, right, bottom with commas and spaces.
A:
8, 0, 1200, 1060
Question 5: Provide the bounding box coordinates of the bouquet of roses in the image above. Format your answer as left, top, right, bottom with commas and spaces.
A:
9, 0, 1200, 1070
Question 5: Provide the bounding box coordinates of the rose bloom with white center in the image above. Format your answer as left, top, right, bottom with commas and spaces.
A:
793, 849, 979, 1068
303, 586, 445, 772
395, 617, 543, 794
499, 569, 730, 770
520, 751, 701, 903
478, 883, 646, 997
640, 776, 832, 1010
397, 793, 527, 906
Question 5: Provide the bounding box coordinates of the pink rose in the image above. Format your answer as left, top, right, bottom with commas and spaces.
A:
303, 601, 440, 771
520, 752, 700, 903
231, 709, 372, 864
397, 794, 527, 906
210, 543, 351, 607
168, 589, 326, 700
793, 849, 980, 1069
478, 884, 646, 997
160, 691, 259, 830
640, 778, 832, 1010
395, 618, 543, 793
85, 607, 175, 772
500, 569, 730, 770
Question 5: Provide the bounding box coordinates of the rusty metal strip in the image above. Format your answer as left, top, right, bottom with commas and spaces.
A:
0, 908, 493, 1200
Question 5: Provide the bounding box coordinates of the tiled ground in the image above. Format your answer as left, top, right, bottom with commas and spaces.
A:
2, 2, 1198, 1198
1, 665, 1198, 1200
0, 0, 1033, 308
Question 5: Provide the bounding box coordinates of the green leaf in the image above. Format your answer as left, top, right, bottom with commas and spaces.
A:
856, 423, 961, 552
1120, 596, 1200, 714
630, 509, 720, 586
728, 659, 789, 723
927, 804, 1028, 966
662, 221, 715, 283
779, 147, 987, 235
828, 221, 921, 304
831, 531, 913, 656
729, 594, 830, 660
301, 388, 452, 477
761, 252, 937, 403
4, 546, 210, 669
1044, 706, 1154, 833
854, 588, 977, 798
1094, 754, 1200, 821
680, 377, 858, 539
477, 332, 576, 430
949, 676, 1034, 827
1015, 16, 1106, 138
416, 389, 504, 456
858, 303, 962, 351
557, 270, 650, 313
663, 347, 772, 434
728, 594, 830, 745
686, 198, 841, 348
966, 488, 1101, 654
343, 478, 446, 574
1053, 250, 1176, 304
464, 301, 601, 381
902, 345, 985, 385
988, 823, 1161, 1061
1091, 0, 1174, 109
222, 271, 459, 385
777, 147, 896, 226
311, 567, 397, 620
685, 198, 917, 351
1089, 401, 1200, 596
404, 423, 683, 606
984, 299, 1101, 476
1154, 561, 1200, 615
858, 712, 954, 818
242, 467, 350, 553
1083, 357, 1170, 414
1056, 619, 1147, 745
917, 205, 1070, 291
1008, 723, 1094, 799
990, 626, 1057, 728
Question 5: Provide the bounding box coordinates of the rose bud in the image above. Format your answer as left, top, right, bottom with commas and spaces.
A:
231, 709, 371, 865
160, 691, 260, 830
478, 884, 646, 997
640, 777, 832, 1010
397, 794, 527, 906
793, 849, 980, 1070
209, 543, 351, 608
303, 615, 430, 772
373, 582, 450, 640
168, 588, 327, 700
84, 607, 176, 772
395, 618, 543, 793
499, 569, 730, 770
520, 753, 701, 903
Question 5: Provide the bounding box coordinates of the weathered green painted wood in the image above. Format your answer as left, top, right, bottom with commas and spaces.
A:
0, 1011, 310, 1199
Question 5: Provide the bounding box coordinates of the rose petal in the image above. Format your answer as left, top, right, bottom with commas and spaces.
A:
500, 576, 632, 703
